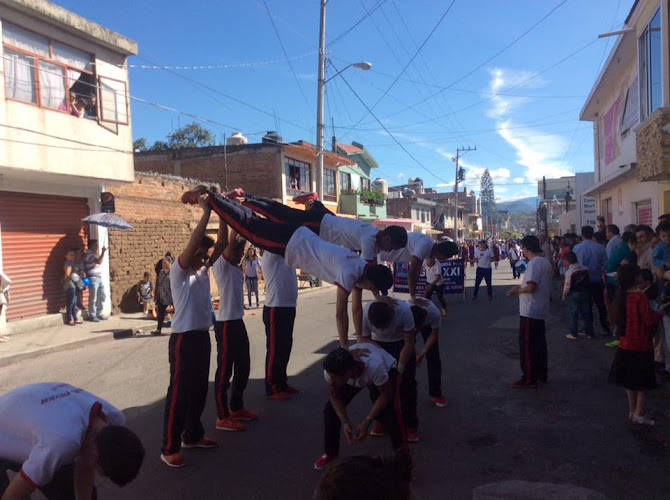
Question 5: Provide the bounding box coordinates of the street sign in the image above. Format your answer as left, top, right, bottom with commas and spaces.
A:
581, 196, 596, 229
393, 259, 465, 296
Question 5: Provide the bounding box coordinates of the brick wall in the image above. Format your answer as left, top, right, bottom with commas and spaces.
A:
386, 198, 411, 219
108, 172, 206, 312
134, 144, 283, 198
636, 109, 670, 182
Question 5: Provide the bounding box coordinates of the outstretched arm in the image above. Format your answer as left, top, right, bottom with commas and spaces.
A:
179, 194, 212, 267
209, 217, 230, 266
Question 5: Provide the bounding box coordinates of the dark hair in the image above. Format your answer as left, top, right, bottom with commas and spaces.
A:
88, 239, 99, 248
597, 216, 605, 222
581, 226, 594, 239
314, 453, 411, 500
435, 241, 458, 259
659, 214, 670, 221
606, 224, 620, 235
621, 231, 636, 245
611, 264, 641, 337
96, 426, 144, 487
640, 268, 654, 284
521, 235, 541, 253
410, 305, 427, 328
364, 265, 393, 291
368, 301, 394, 330
658, 221, 670, 234
636, 225, 654, 237
564, 251, 578, 265
165, 251, 173, 258
200, 235, 215, 249
478, 240, 487, 247
594, 232, 607, 245
323, 347, 356, 376
143, 271, 151, 278
382, 226, 408, 248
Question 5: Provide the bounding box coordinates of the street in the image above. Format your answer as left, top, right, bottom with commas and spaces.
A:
2, 266, 670, 499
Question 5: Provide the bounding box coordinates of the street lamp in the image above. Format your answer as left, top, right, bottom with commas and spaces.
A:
315, 55, 372, 200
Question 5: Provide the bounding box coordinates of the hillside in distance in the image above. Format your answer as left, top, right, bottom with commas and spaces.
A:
497, 197, 538, 214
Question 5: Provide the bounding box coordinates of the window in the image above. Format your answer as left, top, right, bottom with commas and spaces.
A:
360, 177, 371, 191
285, 157, 311, 195
1, 22, 124, 122
323, 169, 337, 202
639, 8, 662, 120
635, 199, 653, 226
340, 172, 351, 193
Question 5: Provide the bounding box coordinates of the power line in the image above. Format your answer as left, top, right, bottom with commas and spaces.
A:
328, 0, 389, 47
261, 0, 314, 113
128, 51, 317, 71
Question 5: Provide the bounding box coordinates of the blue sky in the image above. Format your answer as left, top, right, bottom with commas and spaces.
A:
54, 0, 634, 201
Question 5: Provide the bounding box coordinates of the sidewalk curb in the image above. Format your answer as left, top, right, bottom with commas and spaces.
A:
1, 332, 118, 367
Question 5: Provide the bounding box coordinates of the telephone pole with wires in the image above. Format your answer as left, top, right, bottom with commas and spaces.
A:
451, 146, 476, 242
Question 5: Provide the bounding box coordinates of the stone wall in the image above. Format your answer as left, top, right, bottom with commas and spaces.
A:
636, 109, 670, 182
108, 172, 205, 312
386, 197, 411, 219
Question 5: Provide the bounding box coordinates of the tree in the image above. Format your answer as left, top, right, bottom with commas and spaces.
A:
167, 123, 215, 149
149, 140, 169, 151
480, 169, 496, 237
133, 138, 147, 152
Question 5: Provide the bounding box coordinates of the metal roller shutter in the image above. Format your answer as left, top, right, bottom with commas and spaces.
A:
0, 192, 89, 321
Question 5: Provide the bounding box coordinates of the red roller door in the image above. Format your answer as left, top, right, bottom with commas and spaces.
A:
0, 192, 89, 321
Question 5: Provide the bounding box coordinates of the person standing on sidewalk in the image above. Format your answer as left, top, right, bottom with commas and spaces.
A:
210, 221, 258, 432
243, 247, 262, 309
153, 256, 173, 336
472, 240, 494, 301
161, 194, 219, 468
506, 235, 552, 388
262, 251, 299, 400
409, 298, 446, 407
562, 252, 593, 340
84, 240, 107, 322
573, 226, 610, 336
508, 241, 522, 279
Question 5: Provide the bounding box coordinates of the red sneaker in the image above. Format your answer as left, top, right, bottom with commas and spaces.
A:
181, 185, 208, 205
431, 395, 447, 408
268, 391, 292, 401
292, 192, 318, 204
284, 386, 300, 395
407, 428, 419, 443
226, 188, 244, 199
215, 416, 245, 431
230, 408, 258, 421
181, 436, 218, 449
369, 423, 386, 437
313, 454, 334, 470
160, 452, 186, 468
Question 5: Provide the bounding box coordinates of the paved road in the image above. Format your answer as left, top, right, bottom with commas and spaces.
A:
2, 265, 670, 499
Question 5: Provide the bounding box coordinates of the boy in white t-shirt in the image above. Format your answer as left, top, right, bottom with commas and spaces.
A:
0, 383, 143, 498
409, 298, 446, 407
210, 222, 258, 432
181, 188, 394, 348
472, 240, 495, 301
506, 235, 552, 388
423, 257, 447, 317
314, 344, 410, 482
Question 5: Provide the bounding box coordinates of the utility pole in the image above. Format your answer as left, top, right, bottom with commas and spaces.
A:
452, 146, 476, 242
315, 0, 327, 200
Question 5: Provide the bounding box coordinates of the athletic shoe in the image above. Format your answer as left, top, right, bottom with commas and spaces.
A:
181, 437, 218, 449
314, 454, 334, 470
631, 414, 655, 426
230, 408, 258, 421
369, 423, 386, 437
605, 340, 620, 348
181, 185, 209, 205
565, 333, 578, 340
407, 428, 419, 443
215, 416, 245, 431
441, 307, 447, 317
285, 386, 300, 395
226, 188, 244, 199
89, 316, 100, 323
510, 378, 538, 389
268, 391, 292, 401
97, 314, 108, 321
160, 452, 185, 468
293, 192, 318, 204
431, 395, 447, 408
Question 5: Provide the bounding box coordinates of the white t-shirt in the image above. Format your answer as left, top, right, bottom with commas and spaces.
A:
519, 256, 553, 320
323, 343, 397, 388
412, 299, 441, 330
379, 232, 434, 263
262, 252, 298, 308
170, 259, 213, 332
475, 248, 495, 269
0, 383, 125, 487
243, 258, 261, 278
319, 214, 380, 261
362, 298, 415, 343
509, 246, 521, 261
424, 262, 443, 285
285, 226, 366, 294
212, 256, 244, 322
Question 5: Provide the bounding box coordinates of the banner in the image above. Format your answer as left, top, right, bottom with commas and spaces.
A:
393, 259, 465, 296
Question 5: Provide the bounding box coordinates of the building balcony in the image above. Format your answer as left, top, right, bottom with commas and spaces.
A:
636, 108, 670, 182
338, 193, 387, 220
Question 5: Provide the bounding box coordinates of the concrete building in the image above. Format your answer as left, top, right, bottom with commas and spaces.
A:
385, 196, 437, 233
580, 0, 670, 228
416, 189, 481, 240
134, 134, 356, 216
0, 0, 137, 333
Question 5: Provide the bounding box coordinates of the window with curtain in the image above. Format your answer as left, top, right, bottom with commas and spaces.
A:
360, 177, 371, 191
285, 157, 312, 195
323, 169, 337, 202
339, 172, 351, 193
1, 22, 105, 119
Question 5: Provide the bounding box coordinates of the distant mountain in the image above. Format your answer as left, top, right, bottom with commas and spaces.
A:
497, 196, 539, 214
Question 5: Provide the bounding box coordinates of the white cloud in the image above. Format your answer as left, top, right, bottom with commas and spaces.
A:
513, 177, 525, 184
397, 172, 405, 180
487, 68, 542, 119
